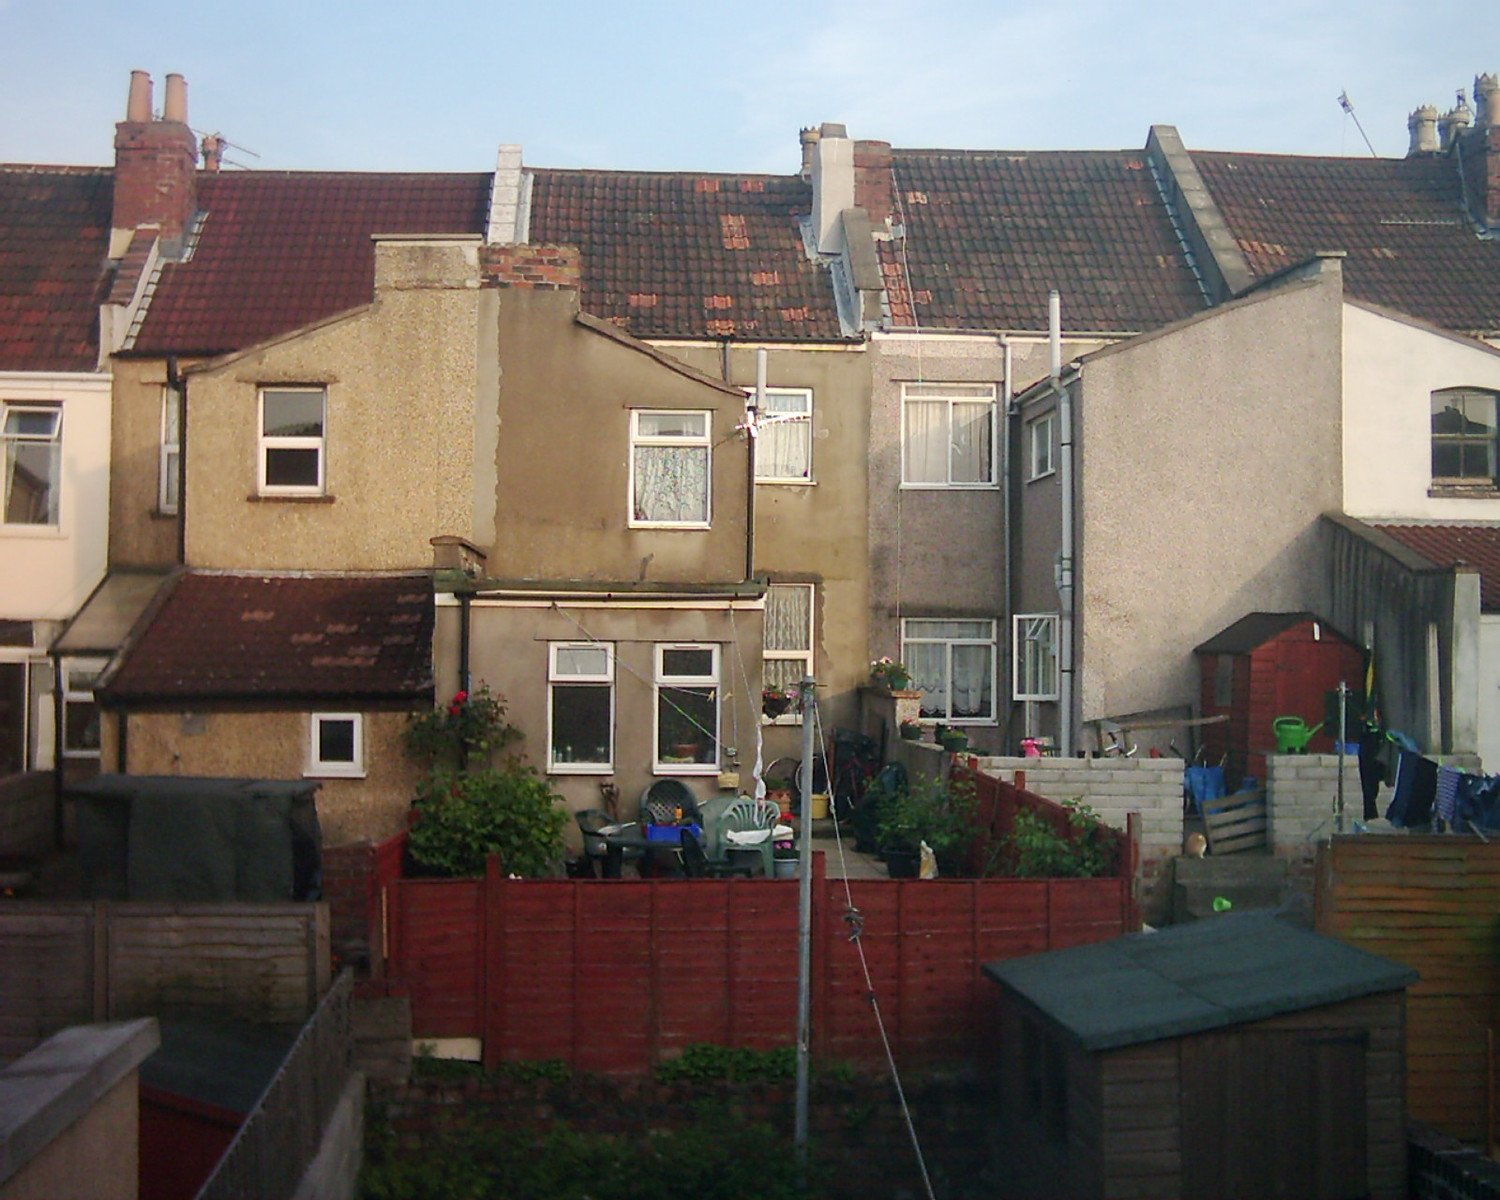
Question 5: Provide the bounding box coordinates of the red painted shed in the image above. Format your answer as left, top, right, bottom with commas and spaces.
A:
1195, 613, 1365, 789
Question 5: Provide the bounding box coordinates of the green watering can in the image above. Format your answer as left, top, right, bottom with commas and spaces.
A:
1272, 715, 1324, 754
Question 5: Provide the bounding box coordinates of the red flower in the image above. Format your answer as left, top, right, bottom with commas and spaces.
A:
452, 690, 469, 704
448, 705, 462, 717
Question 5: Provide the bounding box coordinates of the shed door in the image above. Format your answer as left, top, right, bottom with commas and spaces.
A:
1180, 1028, 1367, 1200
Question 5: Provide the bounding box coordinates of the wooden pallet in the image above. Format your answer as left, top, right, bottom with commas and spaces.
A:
1201, 788, 1268, 855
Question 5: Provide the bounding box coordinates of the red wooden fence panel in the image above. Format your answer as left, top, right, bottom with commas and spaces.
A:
387, 855, 1135, 1071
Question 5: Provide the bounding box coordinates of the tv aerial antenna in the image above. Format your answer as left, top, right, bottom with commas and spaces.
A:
1337, 91, 1380, 158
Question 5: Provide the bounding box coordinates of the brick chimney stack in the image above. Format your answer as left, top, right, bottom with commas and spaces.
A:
853, 140, 894, 230
111, 69, 199, 253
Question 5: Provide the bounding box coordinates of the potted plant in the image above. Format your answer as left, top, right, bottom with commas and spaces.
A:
875, 775, 974, 878
869, 656, 912, 692
762, 687, 794, 720
898, 718, 923, 741
939, 727, 969, 754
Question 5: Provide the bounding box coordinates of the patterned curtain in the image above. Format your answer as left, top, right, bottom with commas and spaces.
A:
634, 446, 708, 522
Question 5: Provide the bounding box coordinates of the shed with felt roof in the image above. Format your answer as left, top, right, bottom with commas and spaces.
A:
982, 911, 1416, 1200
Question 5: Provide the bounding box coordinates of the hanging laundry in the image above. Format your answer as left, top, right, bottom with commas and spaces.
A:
1357, 724, 1384, 821
1434, 765, 1462, 830
1385, 750, 1438, 828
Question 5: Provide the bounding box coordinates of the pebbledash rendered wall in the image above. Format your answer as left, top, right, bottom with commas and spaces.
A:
977, 756, 1182, 923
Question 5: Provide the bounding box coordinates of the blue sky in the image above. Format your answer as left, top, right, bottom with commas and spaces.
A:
0, 0, 1483, 173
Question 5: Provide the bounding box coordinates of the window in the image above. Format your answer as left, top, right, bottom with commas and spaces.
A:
549, 642, 614, 772
1432, 387, 1500, 483
655, 644, 719, 773
2, 403, 61, 525
308, 712, 363, 777
630, 410, 710, 526
259, 387, 326, 495
160, 387, 181, 514
1013, 614, 1059, 701
902, 619, 996, 723
61, 658, 106, 760
764, 584, 813, 721
901, 382, 996, 487
750, 387, 813, 482
1027, 412, 1055, 481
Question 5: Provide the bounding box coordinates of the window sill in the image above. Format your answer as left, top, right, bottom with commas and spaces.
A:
899, 483, 1000, 492
250, 493, 336, 504
762, 714, 803, 726
653, 764, 721, 776
305, 767, 366, 779
628, 521, 710, 531
756, 479, 817, 487
549, 764, 613, 776
151, 508, 179, 520
1026, 470, 1056, 484
1428, 483, 1500, 499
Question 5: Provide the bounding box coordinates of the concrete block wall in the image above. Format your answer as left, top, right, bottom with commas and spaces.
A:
979, 756, 1183, 924
1266, 755, 1360, 865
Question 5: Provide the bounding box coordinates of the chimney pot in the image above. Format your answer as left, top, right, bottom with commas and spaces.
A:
126, 70, 152, 122
163, 73, 187, 124
799, 126, 820, 179
1477, 73, 1500, 128
1439, 90, 1474, 151
200, 134, 223, 172
1407, 105, 1439, 155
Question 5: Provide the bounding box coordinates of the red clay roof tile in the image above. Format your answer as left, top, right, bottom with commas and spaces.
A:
1370, 523, 1500, 610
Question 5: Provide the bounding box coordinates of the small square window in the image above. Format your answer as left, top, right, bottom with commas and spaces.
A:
260, 387, 326, 495
748, 387, 813, 482
1431, 387, 1500, 483
901, 383, 997, 488
630, 410, 711, 526
2, 403, 62, 526
308, 713, 363, 777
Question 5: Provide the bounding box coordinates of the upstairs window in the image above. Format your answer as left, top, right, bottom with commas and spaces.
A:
901, 383, 996, 487
259, 387, 326, 495
160, 387, 181, 514
1027, 412, 1055, 481
751, 388, 813, 482
1432, 388, 1500, 484
902, 618, 996, 723
631, 410, 711, 526
2, 403, 61, 526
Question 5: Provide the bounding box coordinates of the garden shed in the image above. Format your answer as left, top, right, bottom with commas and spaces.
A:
1195, 612, 1365, 788
983, 912, 1415, 1200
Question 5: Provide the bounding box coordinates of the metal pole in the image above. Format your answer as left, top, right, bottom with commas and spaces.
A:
1336, 680, 1348, 833
794, 673, 816, 1162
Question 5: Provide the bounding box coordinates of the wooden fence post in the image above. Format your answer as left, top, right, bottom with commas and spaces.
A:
482, 854, 503, 1068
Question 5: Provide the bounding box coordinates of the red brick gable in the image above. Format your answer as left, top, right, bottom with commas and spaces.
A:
103, 572, 435, 704
0, 166, 113, 372
1195, 151, 1500, 335
885, 149, 1208, 333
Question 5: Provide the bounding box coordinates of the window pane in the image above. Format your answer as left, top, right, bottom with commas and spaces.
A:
552, 683, 611, 765
4, 440, 59, 524
634, 446, 708, 522
162, 448, 180, 511
263, 391, 324, 437
905, 619, 989, 640
658, 687, 716, 763
764, 660, 805, 693
556, 645, 610, 677
950, 402, 993, 483
318, 719, 356, 764
0, 663, 23, 775
637, 411, 706, 439
265, 447, 321, 487
662, 647, 714, 678
907, 641, 947, 718
951, 643, 993, 718
64, 700, 100, 753
757, 393, 811, 480
4, 410, 59, 437
905, 401, 949, 483
766, 586, 811, 652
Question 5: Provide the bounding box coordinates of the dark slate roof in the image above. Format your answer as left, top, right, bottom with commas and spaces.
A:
1369, 522, 1500, 611
883, 149, 1208, 333
0, 166, 112, 371
528, 169, 844, 340
1194, 151, 1500, 335
131, 171, 492, 356
142, 1018, 301, 1115
1195, 612, 1322, 655
984, 912, 1417, 1052
101, 572, 434, 703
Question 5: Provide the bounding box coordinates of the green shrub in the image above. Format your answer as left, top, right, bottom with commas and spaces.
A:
404, 683, 520, 770
407, 766, 567, 878
1000, 798, 1115, 878
654, 1042, 796, 1084
875, 774, 974, 863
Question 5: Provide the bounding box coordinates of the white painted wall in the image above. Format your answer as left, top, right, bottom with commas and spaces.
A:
1342, 304, 1500, 519
1481, 615, 1500, 773
0, 372, 112, 622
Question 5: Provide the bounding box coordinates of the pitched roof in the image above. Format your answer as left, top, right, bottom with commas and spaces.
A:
130, 171, 492, 356
1368, 522, 1500, 611
882, 149, 1208, 333
101, 572, 434, 703
984, 912, 1417, 1052
1194, 151, 1500, 335
1194, 611, 1354, 655
527, 169, 844, 340
0, 166, 112, 372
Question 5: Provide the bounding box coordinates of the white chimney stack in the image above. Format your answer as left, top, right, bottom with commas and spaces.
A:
1407, 105, 1439, 155
811, 122, 854, 255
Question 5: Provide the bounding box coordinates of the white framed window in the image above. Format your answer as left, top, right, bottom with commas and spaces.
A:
308, 712, 364, 777
900, 382, 996, 488
630, 410, 711, 527
160, 387, 181, 514
548, 642, 614, 773
2, 403, 62, 526
1431, 387, 1500, 483
902, 618, 997, 723
763, 584, 813, 723
654, 643, 719, 774
259, 387, 326, 496
60, 657, 105, 760
1027, 412, 1055, 481
1013, 614, 1060, 701
749, 387, 813, 482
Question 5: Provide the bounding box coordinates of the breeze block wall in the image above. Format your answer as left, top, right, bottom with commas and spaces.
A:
979, 756, 1183, 924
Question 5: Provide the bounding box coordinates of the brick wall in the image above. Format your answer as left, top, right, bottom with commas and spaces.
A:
853, 139, 894, 228
322, 831, 406, 973
111, 120, 197, 240
479, 243, 581, 289
979, 756, 1183, 924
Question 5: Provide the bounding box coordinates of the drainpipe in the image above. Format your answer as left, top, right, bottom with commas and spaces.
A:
1052, 291, 1076, 757
1000, 337, 1014, 748
745, 348, 765, 583
167, 356, 186, 565
50, 652, 64, 844
458, 591, 472, 695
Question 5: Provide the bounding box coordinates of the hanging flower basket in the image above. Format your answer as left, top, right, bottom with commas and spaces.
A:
762, 689, 793, 719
